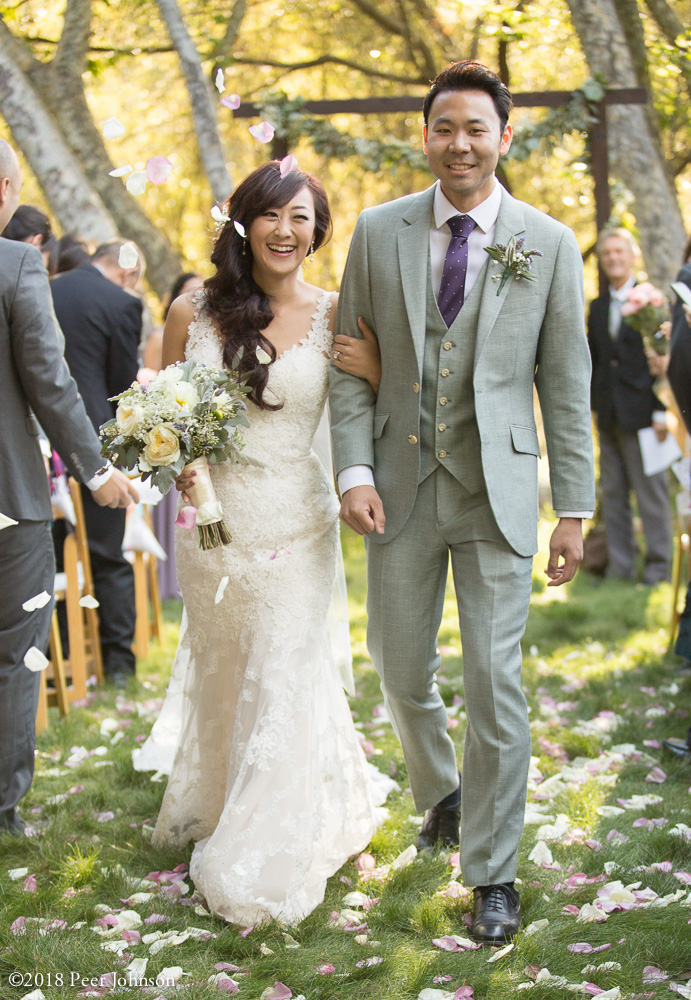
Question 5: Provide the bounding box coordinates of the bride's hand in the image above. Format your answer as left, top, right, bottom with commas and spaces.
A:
331, 317, 381, 395
175, 467, 196, 503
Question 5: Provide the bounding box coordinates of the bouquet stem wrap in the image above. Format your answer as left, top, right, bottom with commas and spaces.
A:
184, 457, 231, 549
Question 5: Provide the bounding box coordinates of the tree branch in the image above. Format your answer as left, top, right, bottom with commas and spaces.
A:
52, 0, 91, 71
0, 14, 41, 74
212, 0, 247, 65
347, 0, 406, 37
234, 53, 426, 84
611, 0, 651, 90
643, 0, 684, 42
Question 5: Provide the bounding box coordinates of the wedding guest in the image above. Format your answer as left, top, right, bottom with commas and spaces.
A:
0, 139, 136, 835
588, 228, 672, 583
56, 234, 90, 273
51, 239, 143, 684
2, 204, 58, 276
143, 273, 203, 600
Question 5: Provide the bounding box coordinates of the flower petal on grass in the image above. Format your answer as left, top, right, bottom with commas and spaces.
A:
22, 874, 37, 892
102, 117, 126, 139
260, 984, 292, 1000
11, 916, 27, 935
487, 942, 514, 962
22, 591, 51, 612
317, 964, 335, 975
645, 766, 667, 783
24, 647, 49, 672
146, 156, 173, 185
641, 966, 668, 982
221, 94, 241, 110
118, 242, 139, 269
528, 840, 553, 865
8, 868, 29, 880
249, 121, 275, 143
524, 919, 549, 935
433, 936, 459, 952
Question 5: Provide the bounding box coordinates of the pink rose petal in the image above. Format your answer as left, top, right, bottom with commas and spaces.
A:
215, 963, 241, 972
645, 766, 667, 783
144, 913, 168, 924
356, 852, 376, 871
146, 156, 173, 185
218, 980, 240, 993
221, 94, 241, 110
317, 964, 335, 975
642, 966, 668, 982
240, 924, 254, 938
643, 739, 661, 749
22, 874, 37, 892
175, 506, 197, 529
432, 936, 459, 952
262, 984, 292, 1000
454, 989, 474, 1000
651, 861, 673, 872
122, 929, 140, 943
249, 121, 275, 144
97, 811, 115, 822
279, 154, 299, 177
674, 871, 691, 884
10, 916, 27, 935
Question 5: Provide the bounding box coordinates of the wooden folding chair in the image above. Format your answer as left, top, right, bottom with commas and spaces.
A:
36, 611, 70, 733
669, 489, 691, 651
67, 478, 104, 683
126, 504, 164, 660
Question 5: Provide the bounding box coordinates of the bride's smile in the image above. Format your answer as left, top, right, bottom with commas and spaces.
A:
250, 190, 316, 280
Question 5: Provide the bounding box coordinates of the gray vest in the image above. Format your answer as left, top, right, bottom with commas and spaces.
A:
418, 255, 486, 492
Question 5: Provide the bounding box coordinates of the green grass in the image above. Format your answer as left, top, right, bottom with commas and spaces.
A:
1, 521, 691, 999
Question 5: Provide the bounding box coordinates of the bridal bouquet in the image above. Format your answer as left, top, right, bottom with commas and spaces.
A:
620, 282, 669, 355
100, 360, 250, 549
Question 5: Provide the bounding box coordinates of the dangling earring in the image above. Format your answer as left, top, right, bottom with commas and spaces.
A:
241, 237, 248, 258
308, 240, 315, 262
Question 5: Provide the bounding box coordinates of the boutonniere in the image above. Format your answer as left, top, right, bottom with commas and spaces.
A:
485, 236, 543, 296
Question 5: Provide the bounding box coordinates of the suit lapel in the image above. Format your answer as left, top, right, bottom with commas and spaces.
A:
474, 189, 526, 362
397, 186, 436, 374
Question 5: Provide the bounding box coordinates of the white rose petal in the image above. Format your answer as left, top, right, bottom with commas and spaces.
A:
22, 591, 51, 613
157, 966, 184, 985
109, 164, 133, 177
215, 68, 225, 93
528, 840, 553, 865
118, 242, 139, 269
214, 576, 229, 604
79, 595, 100, 609
126, 170, 147, 196
211, 206, 230, 225
24, 646, 49, 672
0, 512, 19, 530
102, 117, 125, 139
8, 868, 29, 880
234, 220, 246, 238
256, 346, 272, 364
524, 918, 549, 935
20, 990, 46, 1000
392, 844, 418, 869
487, 942, 514, 962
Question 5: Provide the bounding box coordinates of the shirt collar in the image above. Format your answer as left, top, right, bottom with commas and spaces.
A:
609, 275, 635, 300
433, 178, 502, 234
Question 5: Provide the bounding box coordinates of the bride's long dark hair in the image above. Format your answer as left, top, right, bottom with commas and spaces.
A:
204, 161, 332, 410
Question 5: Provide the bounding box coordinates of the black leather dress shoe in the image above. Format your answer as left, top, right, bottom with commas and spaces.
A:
663, 727, 691, 759
0, 808, 26, 837
471, 883, 521, 943
416, 770, 461, 851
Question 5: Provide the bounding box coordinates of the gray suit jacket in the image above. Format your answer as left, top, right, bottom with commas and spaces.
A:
329, 185, 595, 556
0, 239, 103, 522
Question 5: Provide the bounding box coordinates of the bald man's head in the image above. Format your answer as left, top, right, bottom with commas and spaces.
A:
0, 139, 21, 232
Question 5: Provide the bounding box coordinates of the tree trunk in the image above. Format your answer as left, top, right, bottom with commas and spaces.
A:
565, 0, 686, 287
0, 18, 116, 242
31, 0, 181, 297
156, 0, 232, 206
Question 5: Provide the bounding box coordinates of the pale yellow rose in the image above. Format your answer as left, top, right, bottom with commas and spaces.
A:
155, 365, 183, 384
116, 401, 145, 436
142, 424, 181, 467
171, 380, 199, 410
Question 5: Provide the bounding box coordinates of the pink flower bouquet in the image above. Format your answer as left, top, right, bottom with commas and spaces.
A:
620, 282, 669, 354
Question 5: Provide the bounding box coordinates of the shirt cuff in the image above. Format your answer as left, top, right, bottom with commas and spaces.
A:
652, 411, 667, 424
555, 510, 593, 519
86, 465, 114, 491
337, 465, 375, 495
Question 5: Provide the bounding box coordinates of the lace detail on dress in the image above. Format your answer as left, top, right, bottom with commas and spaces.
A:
145, 291, 394, 927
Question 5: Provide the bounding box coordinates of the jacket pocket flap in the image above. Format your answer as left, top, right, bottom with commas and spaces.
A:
510, 424, 541, 457
373, 413, 389, 440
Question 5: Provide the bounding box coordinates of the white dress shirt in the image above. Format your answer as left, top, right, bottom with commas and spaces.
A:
337, 180, 591, 520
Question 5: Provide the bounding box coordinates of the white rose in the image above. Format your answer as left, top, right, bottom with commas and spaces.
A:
142, 424, 180, 467
171, 380, 199, 410
155, 366, 184, 384
115, 401, 145, 436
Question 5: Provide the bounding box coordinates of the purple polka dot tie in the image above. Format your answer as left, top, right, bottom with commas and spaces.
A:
437, 214, 476, 328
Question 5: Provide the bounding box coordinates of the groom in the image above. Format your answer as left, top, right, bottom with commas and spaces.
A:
329, 60, 594, 942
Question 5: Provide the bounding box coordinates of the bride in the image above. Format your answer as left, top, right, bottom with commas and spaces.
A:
134, 161, 392, 926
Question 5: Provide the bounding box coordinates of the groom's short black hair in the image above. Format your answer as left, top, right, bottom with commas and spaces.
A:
423, 60, 513, 132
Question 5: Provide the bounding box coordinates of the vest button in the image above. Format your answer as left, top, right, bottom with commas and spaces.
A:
408, 434, 418, 445
413, 382, 420, 393
438, 423, 447, 432
439, 397, 448, 405
443, 342, 452, 351
441, 368, 450, 377
438, 449, 447, 459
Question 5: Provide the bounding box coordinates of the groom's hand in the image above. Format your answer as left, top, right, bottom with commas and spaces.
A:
340, 485, 386, 536
545, 517, 583, 587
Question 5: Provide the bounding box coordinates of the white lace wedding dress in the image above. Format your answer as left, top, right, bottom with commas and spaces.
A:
137, 291, 393, 926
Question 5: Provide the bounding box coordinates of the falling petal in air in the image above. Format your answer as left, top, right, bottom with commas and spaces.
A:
249, 121, 275, 144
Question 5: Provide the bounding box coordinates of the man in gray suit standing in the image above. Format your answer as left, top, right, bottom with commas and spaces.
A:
0, 139, 137, 835
330, 62, 595, 942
